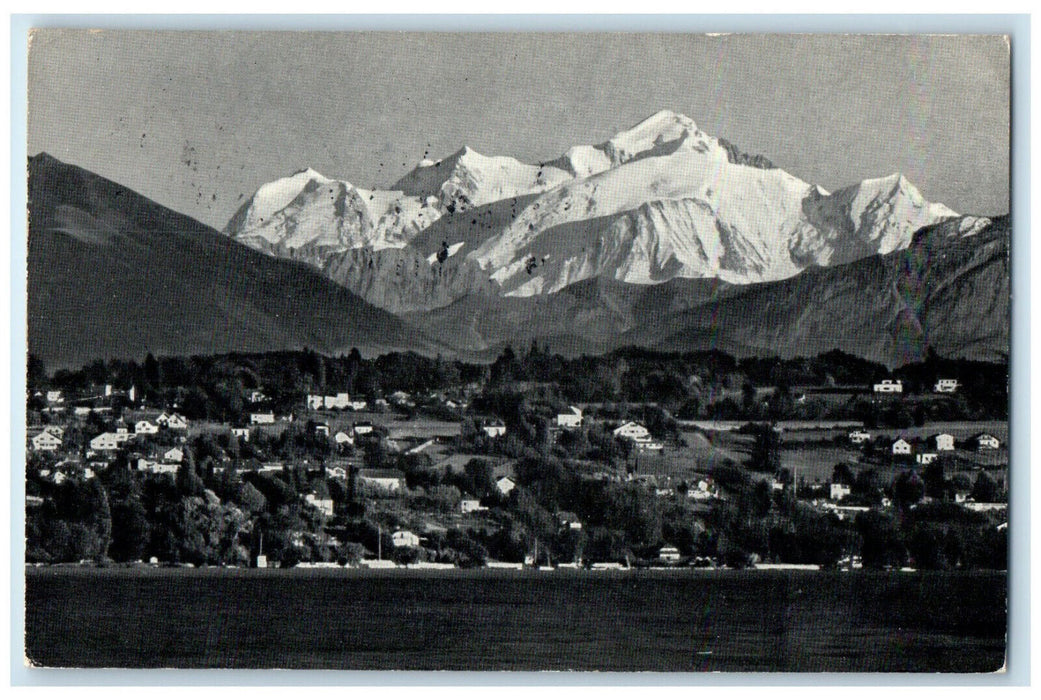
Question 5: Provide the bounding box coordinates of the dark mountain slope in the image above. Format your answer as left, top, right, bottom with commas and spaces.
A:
404, 216, 1008, 366
640, 216, 1009, 365
27, 154, 444, 369
403, 276, 738, 358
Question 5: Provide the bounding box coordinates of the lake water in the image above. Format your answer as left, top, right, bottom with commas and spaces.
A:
24, 568, 1006, 672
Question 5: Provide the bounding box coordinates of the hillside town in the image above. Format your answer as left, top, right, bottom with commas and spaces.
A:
25, 347, 1009, 572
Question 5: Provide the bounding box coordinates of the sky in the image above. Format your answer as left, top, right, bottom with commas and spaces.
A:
27, 31, 1010, 230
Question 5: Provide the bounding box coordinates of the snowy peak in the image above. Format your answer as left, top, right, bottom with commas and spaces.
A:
601, 110, 705, 164
232, 168, 338, 230
224, 166, 441, 262
225, 109, 967, 312
824, 171, 959, 255
393, 144, 573, 212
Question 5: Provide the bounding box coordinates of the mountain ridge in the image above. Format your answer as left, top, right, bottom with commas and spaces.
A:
27, 153, 446, 369
225, 110, 960, 312
401, 215, 1009, 366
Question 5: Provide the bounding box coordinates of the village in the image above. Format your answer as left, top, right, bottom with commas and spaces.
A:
24, 348, 1009, 572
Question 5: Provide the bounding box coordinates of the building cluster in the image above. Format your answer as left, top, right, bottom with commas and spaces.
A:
847, 428, 1002, 461
870, 378, 960, 394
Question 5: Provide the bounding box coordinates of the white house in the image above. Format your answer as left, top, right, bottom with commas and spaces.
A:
231, 427, 251, 441
830, 482, 852, 500
163, 447, 184, 463
354, 422, 374, 435
166, 413, 188, 430
557, 512, 582, 530
874, 379, 903, 393
556, 406, 583, 428
658, 545, 681, 562
976, 434, 1000, 450
349, 400, 368, 411
314, 423, 331, 437
688, 479, 718, 501
30, 431, 62, 451
849, 430, 871, 444
916, 453, 938, 465
250, 412, 275, 425
405, 439, 436, 455
334, 430, 354, 446
138, 459, 178, 475
636, 437, 665, 451
42, 425, 65, 439
934, 379, 959, 393
358, 469, 404, 493
45, 390, 64, 404
392, 530, 420, 548
248, 390, 267, 404
934, 433, 956, 451
389, 391, 412, 405
892, 438, 912, 455
135, 420, 159, 435
90, 431, 133, 451
155, 412, 170, 426
308, 392, 352, 410
613, 422, 650, 441
304, 493, 335, 517
460, 498, 487, 514
482, 421, 507, 438
496, 476, 516, 496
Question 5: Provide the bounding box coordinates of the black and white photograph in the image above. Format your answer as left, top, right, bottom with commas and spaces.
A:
20, 28, 1013, 673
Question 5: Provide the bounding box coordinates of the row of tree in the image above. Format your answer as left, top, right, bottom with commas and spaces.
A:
30, 345, 1008, 425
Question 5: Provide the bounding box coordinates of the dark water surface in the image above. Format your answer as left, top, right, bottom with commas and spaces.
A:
24, 568, 1006, 671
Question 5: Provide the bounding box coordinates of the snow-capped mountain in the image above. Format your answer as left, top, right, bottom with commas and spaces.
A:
224, 110, 960, 310
224, 167, 442, 267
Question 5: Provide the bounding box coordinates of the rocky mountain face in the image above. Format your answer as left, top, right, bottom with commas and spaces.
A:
402, 215, 1008, 366
27, 154, 444, 369
225, 110, 959, 313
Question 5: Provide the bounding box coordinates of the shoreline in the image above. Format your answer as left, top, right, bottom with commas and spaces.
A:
24, 563, 1008, 576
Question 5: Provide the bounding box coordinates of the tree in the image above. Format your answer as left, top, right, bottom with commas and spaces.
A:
463, 458, 495, 498
446, 528, 488, 568
832, 463, 855, 487
80, 479, 112, 560
144, 352, 163, 393
893, 470, 925, 510
585, 527, 630, 564
971, 471, 1001, 503
856, 511, 906, 569
236, 481, 268, 515
746, 423, 781, 473
907, 522, 950, 570
104, 469, 150, 562
853, 469, 883, 507
176, 449, 205, 497
752, 479, 773, 517
923, 460, 948, 500
338, 541, 367, 566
